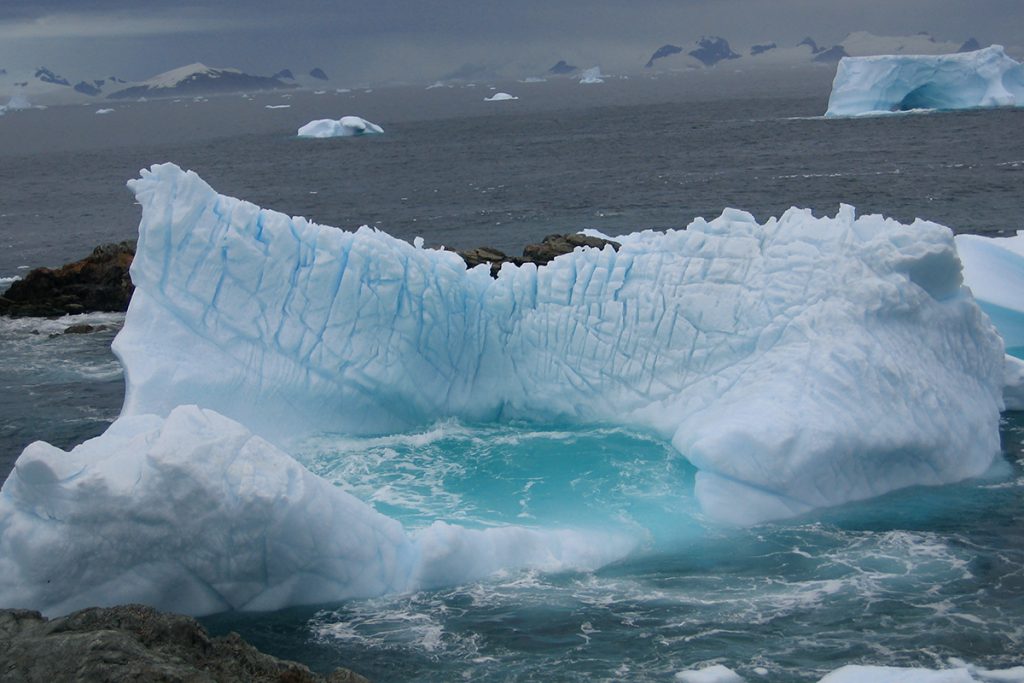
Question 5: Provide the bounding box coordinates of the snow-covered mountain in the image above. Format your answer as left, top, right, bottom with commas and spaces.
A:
107, 63, 296, 100
643, 32, 978, 71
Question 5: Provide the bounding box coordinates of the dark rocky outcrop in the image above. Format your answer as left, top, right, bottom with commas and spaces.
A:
35, 67, 70, 86
458, 233, 620, 278
0, 605, 368, 683
645, 44, 683, 68
1, 233, 619, 316
0, 241, 135, 317
309, 68, 329, 81
959, 37, 981, 53
274, 69, 296, 80
750, 43, 777, 56
73, 80, 102, 96
548, 60, 579, 75
799, 37, 826, 54
689, 37, 740, 66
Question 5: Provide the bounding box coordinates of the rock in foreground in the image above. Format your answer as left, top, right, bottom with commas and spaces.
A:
0, 241, 135, 317
0, 604, 367, 683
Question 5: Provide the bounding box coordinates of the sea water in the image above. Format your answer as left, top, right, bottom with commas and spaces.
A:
1, 73, 1023, 680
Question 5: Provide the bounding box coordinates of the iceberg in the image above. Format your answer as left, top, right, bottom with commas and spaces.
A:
297, 116, 383, 138
0, 404, 632, 616
4, 93, 33, 111
825, 45, 1024, 117
579, 66, 604, 84
484, 92, 518, 101
954, 231, 1024, 409
0, 163, 1009, 616
112, 164, 1004, 525
955, 232, 1024, 356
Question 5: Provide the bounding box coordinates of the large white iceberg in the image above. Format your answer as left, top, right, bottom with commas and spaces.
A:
297, 115, 383, 138
826, 45, 1024, 117
0, 163, 1008, 616
0, 404, 632, 616
110, 164, 1005, 524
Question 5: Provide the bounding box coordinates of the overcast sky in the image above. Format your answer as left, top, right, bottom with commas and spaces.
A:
0, 1, 1021, 84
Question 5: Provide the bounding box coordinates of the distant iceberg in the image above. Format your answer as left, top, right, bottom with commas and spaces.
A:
826, 45, 1024, 116
579, 66, 604, 84
484, 92, 518, 101
4, 93, 33, 111
297, 115, 383, 138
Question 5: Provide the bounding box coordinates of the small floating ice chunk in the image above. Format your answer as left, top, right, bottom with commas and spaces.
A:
579, 66, 605, 84
297, 115, 383, 138
265, 104, 291, 109
95, 108, 114, 115
484, 92, 518, 101
817, 662, 1024, 682
5, 94, 33, 110
675, 665, 745, 683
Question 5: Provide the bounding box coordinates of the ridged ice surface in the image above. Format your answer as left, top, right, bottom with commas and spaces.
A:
826, 45, 1024, 117
115, 163, 1004, 523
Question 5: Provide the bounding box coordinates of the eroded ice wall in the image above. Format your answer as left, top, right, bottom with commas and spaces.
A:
115, 163, 1005, 523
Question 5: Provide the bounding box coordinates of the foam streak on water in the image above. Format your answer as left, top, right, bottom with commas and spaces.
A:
258, 418, 1024, 682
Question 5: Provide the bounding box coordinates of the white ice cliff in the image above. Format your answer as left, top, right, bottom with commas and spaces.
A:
0, 163, 1008, 614
297, 116, 383, 138
116, 164, 1004, 521
826, 45, 1024, 117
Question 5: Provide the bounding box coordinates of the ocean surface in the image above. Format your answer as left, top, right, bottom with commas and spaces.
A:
2, 70, 1023, 681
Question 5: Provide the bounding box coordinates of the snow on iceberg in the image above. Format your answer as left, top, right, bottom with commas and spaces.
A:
297, 115, 383, 138
0, 404, 633, 616
826, 45, 1024, 117
484, 92, 518, 101
114, 163, 1004, 524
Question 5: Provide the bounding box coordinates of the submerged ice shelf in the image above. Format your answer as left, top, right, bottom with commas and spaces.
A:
826, 45, 1024, 116
0, 162, 1011, 615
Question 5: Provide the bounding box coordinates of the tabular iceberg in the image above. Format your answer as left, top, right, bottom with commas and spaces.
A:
825, 45, 1024, 117
114, 164, 1003, 523
297, 115, 383, 138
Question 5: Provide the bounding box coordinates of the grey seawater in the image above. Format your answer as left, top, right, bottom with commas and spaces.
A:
2, 69, 1024, 681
